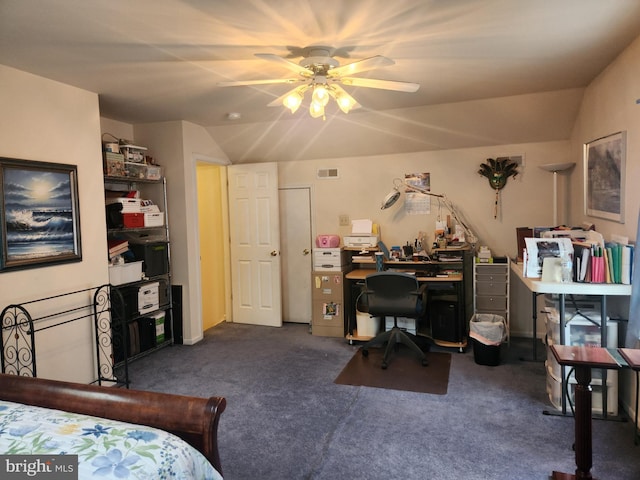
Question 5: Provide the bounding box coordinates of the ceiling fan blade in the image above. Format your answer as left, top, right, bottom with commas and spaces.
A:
217, 78, 301, 87
339, 77, 420, 93
329, 55, 395, 77
255, 53, 312, 77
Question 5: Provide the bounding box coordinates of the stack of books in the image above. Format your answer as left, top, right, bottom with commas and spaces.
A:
108, 239, 129, 260
573, 241, 633, 284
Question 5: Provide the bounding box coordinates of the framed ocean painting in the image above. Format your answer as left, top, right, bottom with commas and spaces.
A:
0, 158, 82, 271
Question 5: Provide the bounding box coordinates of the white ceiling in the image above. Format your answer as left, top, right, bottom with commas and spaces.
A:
2, 0, 640, 162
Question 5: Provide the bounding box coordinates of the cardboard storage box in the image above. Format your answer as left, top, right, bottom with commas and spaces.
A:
137, 282, 160, 314
107, 198, 141, 213
148, 310, 166, 344
103, 152, 125, 176
313, 248, 348, 271
123, 213, 145, 228
144, 212, 164, 227
108, 261, 143, 286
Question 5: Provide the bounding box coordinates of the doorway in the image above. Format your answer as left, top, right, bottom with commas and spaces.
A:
279, 187, 313, 324
196, 162, 227, 331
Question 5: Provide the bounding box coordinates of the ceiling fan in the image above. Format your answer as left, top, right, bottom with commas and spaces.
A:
217, 46, 420, 119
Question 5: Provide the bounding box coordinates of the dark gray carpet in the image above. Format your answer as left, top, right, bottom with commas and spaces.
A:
126, 322, 640, 480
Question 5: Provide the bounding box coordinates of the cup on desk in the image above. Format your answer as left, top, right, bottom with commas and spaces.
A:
375, 252, 384, 271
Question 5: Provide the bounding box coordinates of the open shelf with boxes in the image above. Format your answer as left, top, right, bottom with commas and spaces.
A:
104, 175, 173, 369
543, 295, 621, 418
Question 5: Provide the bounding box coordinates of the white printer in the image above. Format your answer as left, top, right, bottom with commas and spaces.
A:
343, 219, 379, 248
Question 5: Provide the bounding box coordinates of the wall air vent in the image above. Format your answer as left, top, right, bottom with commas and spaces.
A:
317, 168, 339, 179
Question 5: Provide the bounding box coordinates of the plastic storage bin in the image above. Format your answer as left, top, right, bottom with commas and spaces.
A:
356, 310, 380, 337
108, 261, 143, 286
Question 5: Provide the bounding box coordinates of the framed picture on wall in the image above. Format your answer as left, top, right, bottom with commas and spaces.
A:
0, 157, 82, 271
583, 131, 626, 223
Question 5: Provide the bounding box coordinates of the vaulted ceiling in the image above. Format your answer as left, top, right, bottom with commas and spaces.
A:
2, 0, 640, 162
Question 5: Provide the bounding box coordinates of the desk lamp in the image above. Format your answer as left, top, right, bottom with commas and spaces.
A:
538, 162, 575, 226
381, 178, 478, 245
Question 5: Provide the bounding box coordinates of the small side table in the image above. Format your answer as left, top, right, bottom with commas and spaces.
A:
618, 348, 640, 445
549, 344, 622, 480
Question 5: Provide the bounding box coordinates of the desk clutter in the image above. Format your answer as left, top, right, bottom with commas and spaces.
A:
103, 137, 163, 180
519, 226, 634, 285
312, 230, 472, 351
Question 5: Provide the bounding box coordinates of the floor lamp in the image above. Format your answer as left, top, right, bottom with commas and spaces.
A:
538, 162, 575, 226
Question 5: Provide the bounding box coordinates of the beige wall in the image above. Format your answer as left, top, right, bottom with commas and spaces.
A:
568, 33, 640, 426
0, 65, 108, 383
133, 120, 229, 344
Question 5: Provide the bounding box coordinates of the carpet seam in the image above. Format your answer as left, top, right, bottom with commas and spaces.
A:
304, 386, 362, 480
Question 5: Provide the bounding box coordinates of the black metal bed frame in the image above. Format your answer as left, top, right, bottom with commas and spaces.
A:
0, 284, 129, 387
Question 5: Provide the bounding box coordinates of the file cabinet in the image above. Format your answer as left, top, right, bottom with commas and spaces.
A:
311, 271, 348, 337
473, 259, 510, 342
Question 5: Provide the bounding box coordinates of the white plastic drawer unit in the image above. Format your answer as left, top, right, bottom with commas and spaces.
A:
475, 295, 507, 310
475, 278, 508, 295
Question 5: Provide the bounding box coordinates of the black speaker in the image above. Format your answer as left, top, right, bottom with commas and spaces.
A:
171, 285, 183, 344
429, 300, 459, 343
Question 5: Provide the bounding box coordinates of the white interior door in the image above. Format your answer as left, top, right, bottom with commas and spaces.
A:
279, 187, 312, 324
228, 163, 282, 327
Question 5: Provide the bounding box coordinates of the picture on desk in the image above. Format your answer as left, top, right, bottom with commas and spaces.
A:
524, 237, 573, 278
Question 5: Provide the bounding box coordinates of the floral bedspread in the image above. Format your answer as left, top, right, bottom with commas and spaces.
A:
0, 400, 223, 479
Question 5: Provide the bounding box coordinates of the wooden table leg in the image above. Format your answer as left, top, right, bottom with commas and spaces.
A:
551, 365, 595, 480
573, 365, 594, 479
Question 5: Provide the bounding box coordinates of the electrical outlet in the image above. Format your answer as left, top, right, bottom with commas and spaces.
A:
339, 214, 350, 226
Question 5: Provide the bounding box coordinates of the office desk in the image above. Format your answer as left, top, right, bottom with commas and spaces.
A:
550, 345, 623, 480
511, 262, 631, 416
345, 268, 467, 350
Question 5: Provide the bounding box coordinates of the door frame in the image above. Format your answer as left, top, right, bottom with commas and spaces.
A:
191, 154, 232, 330
279, 185, 314, 324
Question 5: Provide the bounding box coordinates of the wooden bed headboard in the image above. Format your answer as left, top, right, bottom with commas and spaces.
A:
0, 374, 226, 474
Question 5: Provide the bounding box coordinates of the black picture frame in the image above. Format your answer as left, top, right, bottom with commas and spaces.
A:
584, 131, 626, 223
0, 157, 82, 271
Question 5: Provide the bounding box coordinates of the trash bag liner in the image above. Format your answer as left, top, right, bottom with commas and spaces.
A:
469, 313, 506, 346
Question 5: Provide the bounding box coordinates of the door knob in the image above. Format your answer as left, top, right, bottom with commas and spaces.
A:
270, 250, 279, 257
303, 249, 310, 255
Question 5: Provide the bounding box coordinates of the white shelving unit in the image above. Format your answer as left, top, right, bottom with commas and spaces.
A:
473, 259, 510, 342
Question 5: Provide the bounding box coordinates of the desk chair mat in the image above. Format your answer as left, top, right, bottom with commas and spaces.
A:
334, 347, 451, 395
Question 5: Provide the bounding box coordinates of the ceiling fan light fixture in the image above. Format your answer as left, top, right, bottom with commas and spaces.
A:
283, 90, 303, 113
309, 101, 325, 119
311, 83, 330, 106
334, 91, 356, 113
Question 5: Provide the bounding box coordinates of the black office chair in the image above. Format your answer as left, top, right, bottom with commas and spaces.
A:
361, 272, 429, 369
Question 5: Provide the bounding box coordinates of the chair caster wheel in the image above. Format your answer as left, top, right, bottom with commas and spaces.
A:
362, 349, 369, 357
381, 362, 388, 370
422, 359, 428, 367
